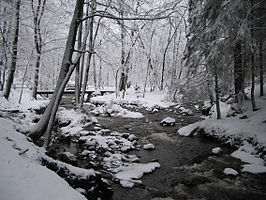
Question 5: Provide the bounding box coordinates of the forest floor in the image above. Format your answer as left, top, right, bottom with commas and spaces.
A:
0, 87, 266, 200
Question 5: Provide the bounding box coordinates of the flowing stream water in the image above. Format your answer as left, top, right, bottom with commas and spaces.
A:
50, 97, 266, 200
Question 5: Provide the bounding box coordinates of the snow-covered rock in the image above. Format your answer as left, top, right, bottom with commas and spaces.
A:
179, 107, 193, 116
92, 104, 144, 118
128, 134, 138, 141
59, 152, 77, 165
152, 108, 159, 113
212, 147, 222, 154
160, 117, 176, 126
223, 168, 239, 176
143, 143, 155, 150
202, 100, 212, 116
178, 123, 199, 136
114, 162, 160, 188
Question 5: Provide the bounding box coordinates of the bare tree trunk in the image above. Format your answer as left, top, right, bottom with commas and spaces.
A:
0, 7, 8, 91
32, 53, 41, 98
259, 40, 263, 96
19, 51, 33, 104
250, 0, 257, 111
75, 22, 83, 105
31, 0, 46, 99
27, 0, 84, 140
93, 54, 97, 89
251, 50, 257, 111
79, 3, 89, 92
143, 31, 155, 98
4, 0, 21, 99
80, 0, 96, 106
214, 65, 221, 119
233, 41, 244, 96
119, 11, 126, 94
98, 58, 102, 89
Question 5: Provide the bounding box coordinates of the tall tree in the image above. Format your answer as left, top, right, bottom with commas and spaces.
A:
31, 0, 47, 99
4, 0, 21, 99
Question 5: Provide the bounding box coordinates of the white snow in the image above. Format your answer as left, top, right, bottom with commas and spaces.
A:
161, 117, 175, 124
179, 106, 193, 115
178, 123, 199, 136
91, 103, 144, 118
212, 147, 222, 154
114, 162, 160, 188
223, 168, 239, 176
143, 143, 155, 150
210, 101, 231, 119
242, 164, 266, 174
178, 84, 266, 174
231, 142, 266, 174
0, 118, 88, 200
0, 89, 48, 112
160, 117, 176, 126
91, 89, 175, 109
57, 108, 91, 136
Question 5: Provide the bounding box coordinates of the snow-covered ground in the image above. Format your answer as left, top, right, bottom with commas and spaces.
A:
0, 89, 48, 112
178, 85, 266, 174
0, 118, 89, 200
90, 89, 176, 109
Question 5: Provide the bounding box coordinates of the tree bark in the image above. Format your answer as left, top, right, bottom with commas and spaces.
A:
233, 41, 244, 96
214, 65, 221, 119
75, 21, 83, 105
4, 0, 21, 99
259, 40, 263, 96
32, 53, 41, 99
80, 0, 96, 106
118, 10, 127, 93
93, 54, 97, 89
31, 0, 46, 99
251, 49, 257, 111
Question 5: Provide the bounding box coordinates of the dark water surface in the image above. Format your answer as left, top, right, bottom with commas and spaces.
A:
97, 109, 266, 200
54, 97, 266, 200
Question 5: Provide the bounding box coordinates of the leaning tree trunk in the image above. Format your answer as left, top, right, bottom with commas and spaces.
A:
43, 61, 79, 148
27, 0, 84, 140
4, 0, 21, 99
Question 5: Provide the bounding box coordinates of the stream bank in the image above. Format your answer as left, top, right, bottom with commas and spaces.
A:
48, 104, 266, 200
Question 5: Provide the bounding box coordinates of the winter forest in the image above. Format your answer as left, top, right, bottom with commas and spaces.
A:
0, 0, 266, 199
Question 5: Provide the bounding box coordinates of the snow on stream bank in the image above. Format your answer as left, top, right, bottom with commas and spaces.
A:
90, 89, 176, 109
0, 118, 88, 200
178, 86, 266, 174
0, 88, 163, 200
